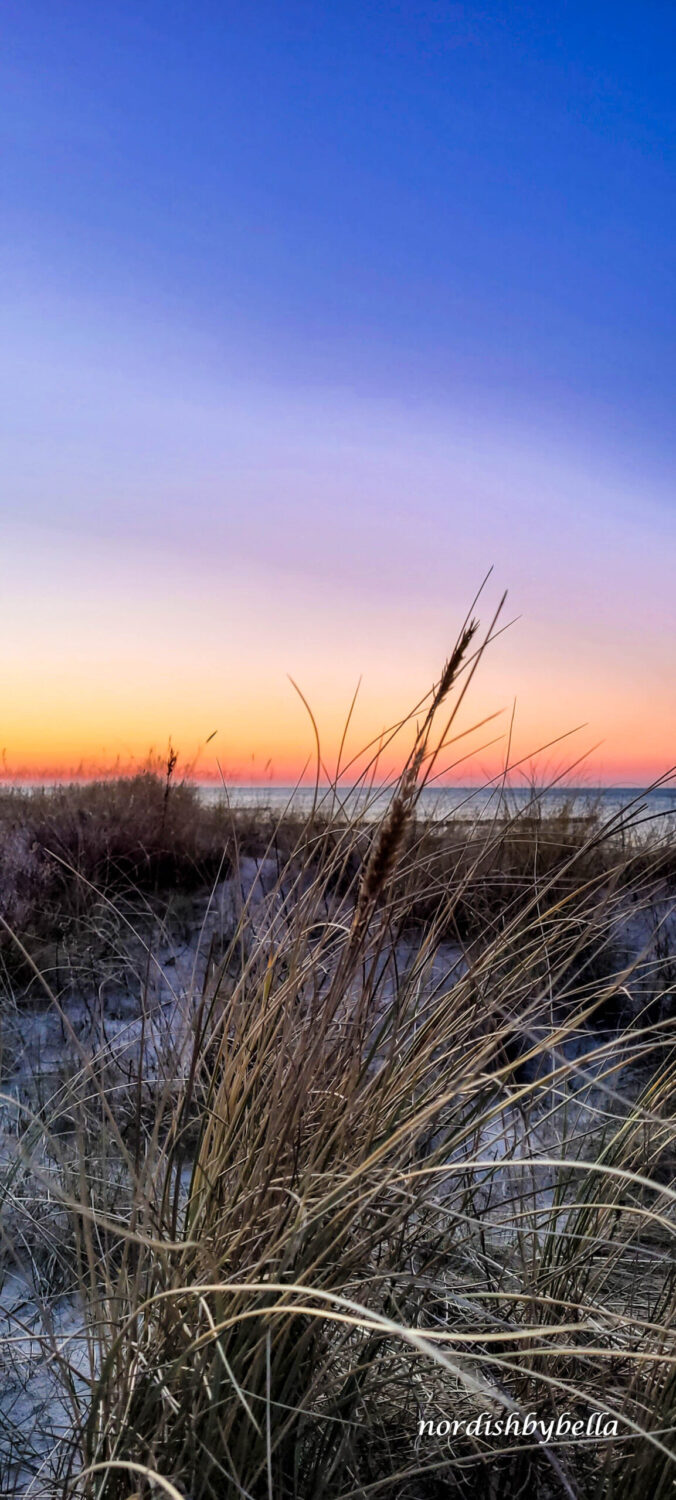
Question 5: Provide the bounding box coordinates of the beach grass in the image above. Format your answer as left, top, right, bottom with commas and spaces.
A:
1, 623, 675, 1498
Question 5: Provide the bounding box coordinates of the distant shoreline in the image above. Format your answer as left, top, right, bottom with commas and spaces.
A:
200, 782, 676, 799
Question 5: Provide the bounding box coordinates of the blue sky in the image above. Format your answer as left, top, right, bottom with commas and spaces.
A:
4, 2, 674, 434
2, 2, 675, 779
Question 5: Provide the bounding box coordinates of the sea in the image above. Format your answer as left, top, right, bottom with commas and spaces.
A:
196, 783, 676, 832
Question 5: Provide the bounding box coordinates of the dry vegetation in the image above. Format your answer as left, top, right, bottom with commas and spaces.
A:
1, 620, 675, 1498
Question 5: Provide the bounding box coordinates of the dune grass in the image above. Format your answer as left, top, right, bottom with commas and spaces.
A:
1, 620, 675, 1498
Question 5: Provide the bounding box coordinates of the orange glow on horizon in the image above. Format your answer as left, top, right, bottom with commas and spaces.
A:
1, 730, 671, 793
2, 467, 674, 796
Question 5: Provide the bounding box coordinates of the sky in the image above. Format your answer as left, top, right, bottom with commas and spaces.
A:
1, 2, 675, 785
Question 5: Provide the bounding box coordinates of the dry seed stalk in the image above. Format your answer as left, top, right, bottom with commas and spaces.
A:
430, 618, 479, 717
354, 767, 416, 922
352, 621, 479, 933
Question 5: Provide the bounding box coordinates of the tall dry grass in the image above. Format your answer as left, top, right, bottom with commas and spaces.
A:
1, 618, 675, 1498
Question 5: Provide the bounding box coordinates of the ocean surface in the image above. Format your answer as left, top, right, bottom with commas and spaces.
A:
196, 783, 676, 831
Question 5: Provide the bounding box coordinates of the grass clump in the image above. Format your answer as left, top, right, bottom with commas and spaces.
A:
1, 615, 675, 1498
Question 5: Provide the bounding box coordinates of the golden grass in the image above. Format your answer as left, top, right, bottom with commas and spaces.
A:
0, 619, 675, 1498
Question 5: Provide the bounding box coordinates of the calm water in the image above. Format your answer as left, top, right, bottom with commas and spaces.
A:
197, 783, 676, 831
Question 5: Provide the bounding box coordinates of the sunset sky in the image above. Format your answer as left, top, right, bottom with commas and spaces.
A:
2, 3, 675, 784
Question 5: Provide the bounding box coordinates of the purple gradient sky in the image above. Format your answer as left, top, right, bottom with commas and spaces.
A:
2, 3, 675, 781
